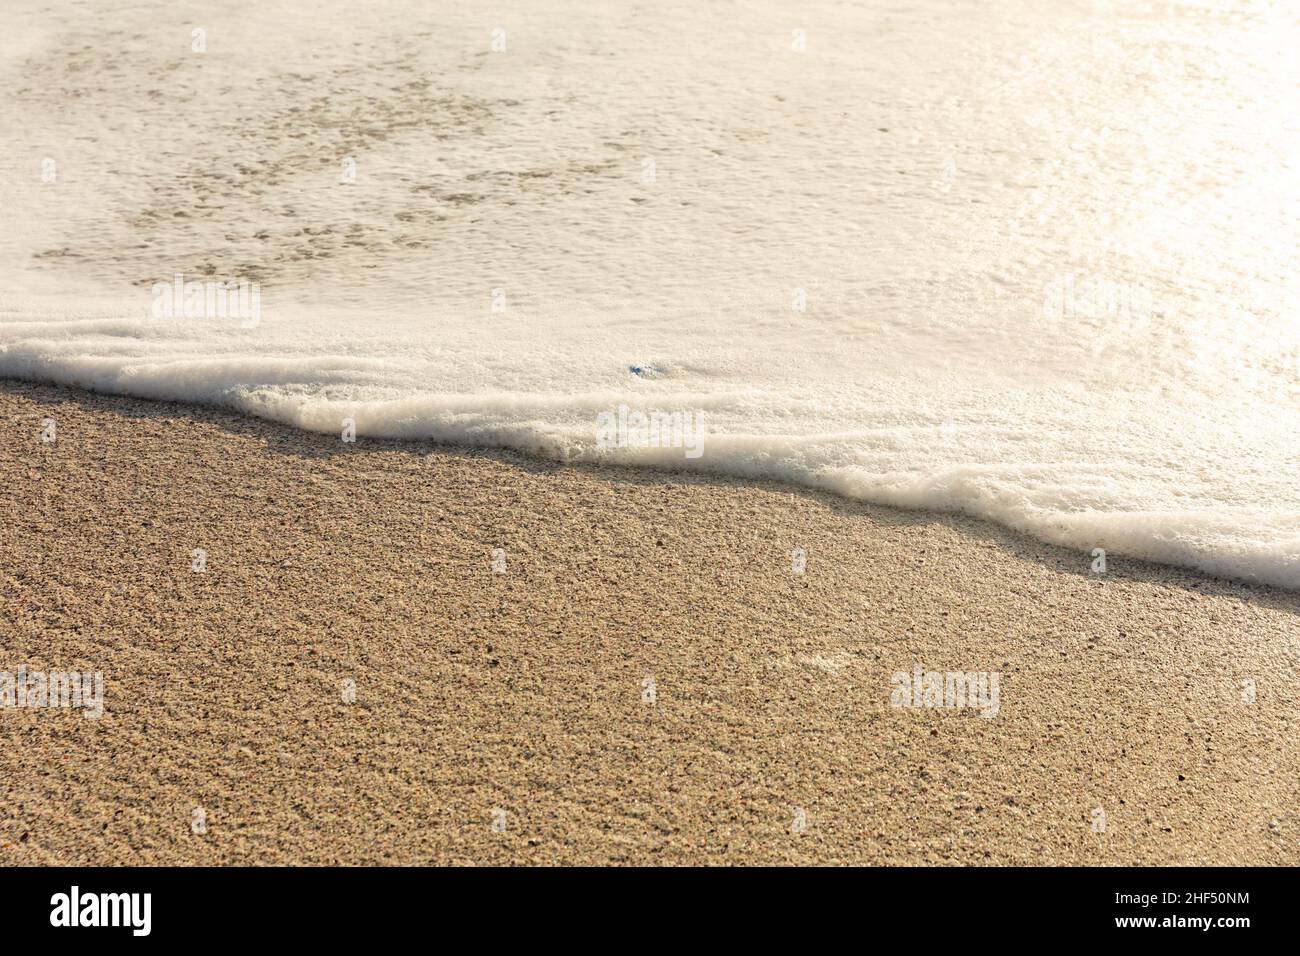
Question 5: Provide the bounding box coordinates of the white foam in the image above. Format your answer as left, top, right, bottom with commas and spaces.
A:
4, 0, 1299, 588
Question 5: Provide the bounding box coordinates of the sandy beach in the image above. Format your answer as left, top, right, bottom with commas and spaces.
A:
1, 378, 1297, 865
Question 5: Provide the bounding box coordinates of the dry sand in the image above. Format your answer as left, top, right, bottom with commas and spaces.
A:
1, 378, 1297, 865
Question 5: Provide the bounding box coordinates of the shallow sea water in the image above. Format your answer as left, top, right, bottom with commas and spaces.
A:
2, 0, 1298, 585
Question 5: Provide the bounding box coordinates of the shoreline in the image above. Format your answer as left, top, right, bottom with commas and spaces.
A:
2, 378, 1298, 865
0, 374, 1291, 594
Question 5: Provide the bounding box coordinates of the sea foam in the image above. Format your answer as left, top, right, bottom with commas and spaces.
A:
3, 0, 1298, 588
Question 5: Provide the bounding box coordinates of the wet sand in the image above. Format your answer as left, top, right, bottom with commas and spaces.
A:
1, 378, 1297, 865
